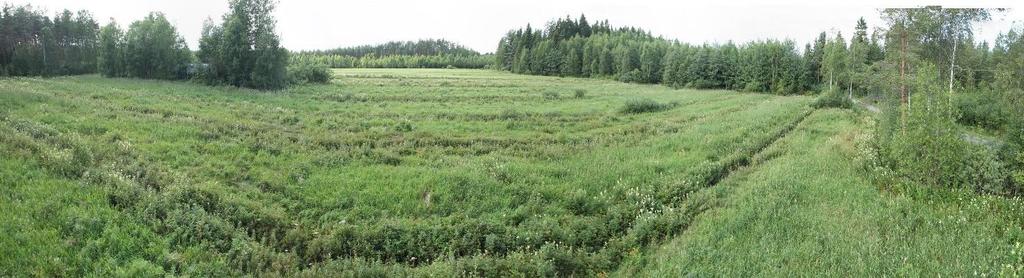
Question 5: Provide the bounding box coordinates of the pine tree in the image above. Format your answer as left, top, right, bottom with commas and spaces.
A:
578, 14, 592, 38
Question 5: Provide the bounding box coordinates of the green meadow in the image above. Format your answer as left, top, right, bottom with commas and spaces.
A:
1, 69, 1020, 276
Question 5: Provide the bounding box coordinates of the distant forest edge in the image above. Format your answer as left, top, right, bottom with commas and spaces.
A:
291, 40, 493, 69
498, 15, 848, 94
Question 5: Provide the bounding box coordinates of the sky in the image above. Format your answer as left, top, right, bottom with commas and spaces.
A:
10, 0, 1024, 53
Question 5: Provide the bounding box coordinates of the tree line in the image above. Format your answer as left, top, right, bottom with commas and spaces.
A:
0, 5, 98, 76
289, 53, 492, 69
495, 15, 815, 94
312, 39, 480, 58
3, 0, 307, 89
492, 13, 1019, 98
292, 39, 491, 69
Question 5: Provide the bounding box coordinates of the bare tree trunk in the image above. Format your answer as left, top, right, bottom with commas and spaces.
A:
829, 70, 834, 91
948, 36, 958, 118
899, 25, 908, 132
849, 81, 853, 101
42, 40, 47, 77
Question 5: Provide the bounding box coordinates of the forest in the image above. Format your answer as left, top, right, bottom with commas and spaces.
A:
291, 39, 493, 69
1, 1, 1023, 276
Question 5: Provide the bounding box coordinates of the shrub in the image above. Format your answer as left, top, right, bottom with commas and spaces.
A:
617, 69, 644, 83
288, 63, 331, 84
1005, 128, 1024, 194
1014, 151, 1024, 187
620, 98, 675, 114
573, 89, 587, 99
956, 90, 1009, 130
877, 65, 1010, 193
394, 121, 414, 132
812, 88, 852, 109
499, 109, 524, 120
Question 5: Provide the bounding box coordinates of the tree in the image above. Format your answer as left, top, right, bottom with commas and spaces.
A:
822, 32, 848, 92
197, 18, 224, 83
848, 18, 871, 97
97, 20, 124, 77
882, 7, 993, 126
994, 29, 1024, 90
199, 0, 289, 89
122, 12, 191, 80
614, 45, 639, 77
638, 42, 664, 83
804, 32, 827, 85
561, 37, 584, 76
578, 14, 592, 38
247, 0, 288, 89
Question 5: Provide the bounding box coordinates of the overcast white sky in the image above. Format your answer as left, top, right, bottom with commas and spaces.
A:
10, 0, 1024, 53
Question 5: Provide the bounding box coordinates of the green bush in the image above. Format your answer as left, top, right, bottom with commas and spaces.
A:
878, 65, 1010, 193
574, 89, 587, 98
620, 98, 676, 114
1005, 128, 1024, 194
394, 121, 414, 132
288, 63, 331, 84
1014, 151, 1024, 187
956, 90, 1009, 130
812, 88, 852, 109
617, 69, 644, 83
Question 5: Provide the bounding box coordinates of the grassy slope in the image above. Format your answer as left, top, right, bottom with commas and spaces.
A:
623, 109, 1024, 276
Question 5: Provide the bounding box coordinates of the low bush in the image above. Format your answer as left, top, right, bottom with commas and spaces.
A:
812, 88, 852, 109
617, 69, 644, 83
1005, 122, 1024, 194
1014, 151, 1024, 188
542, 91, 560, 100
956, 90, 1009, 130
288, 63, 332, 84
877, 65, 1013, 194
620, 98, 676, 114
574, 89, 587, 99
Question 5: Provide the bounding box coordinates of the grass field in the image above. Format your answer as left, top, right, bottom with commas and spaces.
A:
620, 109, 1024, 276
0, 69, 813, 275
1, 69, 1020, 276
